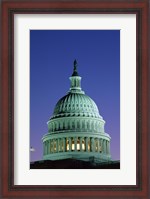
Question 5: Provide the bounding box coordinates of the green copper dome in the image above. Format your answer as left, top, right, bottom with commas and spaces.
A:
52, 93, 102, 119
42, 60, 111, 163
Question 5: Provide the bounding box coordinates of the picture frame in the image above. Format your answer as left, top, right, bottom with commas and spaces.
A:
1, 0, 149, 198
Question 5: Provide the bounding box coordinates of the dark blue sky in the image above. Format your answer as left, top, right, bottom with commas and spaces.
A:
30, 30, 120, 162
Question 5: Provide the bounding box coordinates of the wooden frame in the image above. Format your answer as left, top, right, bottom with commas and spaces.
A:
1, 0, 149, 198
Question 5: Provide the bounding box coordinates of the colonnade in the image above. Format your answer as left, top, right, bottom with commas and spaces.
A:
43, 137, 110, 156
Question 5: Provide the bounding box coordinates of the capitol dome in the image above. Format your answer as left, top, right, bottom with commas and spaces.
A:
42, 60, 111, 163
52, 93, 101, 119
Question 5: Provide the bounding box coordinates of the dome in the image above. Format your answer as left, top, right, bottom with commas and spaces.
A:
42, 60, 111, 163
52, 93, 102, 119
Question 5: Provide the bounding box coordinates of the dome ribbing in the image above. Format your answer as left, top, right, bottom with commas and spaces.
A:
52, 93, 101, 119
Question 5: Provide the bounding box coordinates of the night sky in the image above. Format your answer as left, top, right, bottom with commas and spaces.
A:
30, 30, 120, 162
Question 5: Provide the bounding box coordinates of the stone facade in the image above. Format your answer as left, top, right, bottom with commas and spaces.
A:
42, 60, 111, 163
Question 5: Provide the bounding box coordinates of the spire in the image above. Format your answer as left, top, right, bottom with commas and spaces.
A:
72, 59, 79, 76
69, 60, 85, 94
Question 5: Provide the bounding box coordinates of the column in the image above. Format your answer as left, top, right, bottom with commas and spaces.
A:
52, 139, 54, 153
86, 137, 88, 152
46, 141, 48, 155
56, 139, 58, 153
90, 138, 93, 152
69, 138, 71, 151
80, 137, 82, 151
107, 140, 109, 154
63, 138, 66, 152
75, 137, 77, 151
48, 140, 50, 154
60, 138, 62, 152
46, 141, 48, 154
45, 141, 47, 155
50, 140, 52, 153
101, 139, 104, 153
102, 140, 104, 154
106, 140, 108, 154
98, 139, 101, 153
90, 137, 93, 152
99, 139, 101, 153
49, 140, 51, 153
95, 138, 97, 152
58, 139, 60, 152
53, 139, 55, 153
103, 140, 106, 154
97, 138, 100, 152
105, 140, 107, 154
108, 141, 110, 154
43, 143, 45, 155
48, 140, 49, 154
92, 138, 95, 152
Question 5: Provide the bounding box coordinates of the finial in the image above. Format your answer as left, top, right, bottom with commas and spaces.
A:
72, 59, 79, 76
74, 59, 77, 71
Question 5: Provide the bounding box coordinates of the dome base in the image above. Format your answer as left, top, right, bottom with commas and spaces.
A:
43, 151, 111, 163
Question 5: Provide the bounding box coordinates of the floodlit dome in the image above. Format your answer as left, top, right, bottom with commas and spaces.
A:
52, 93, 101, 119
42, 60, 111, 163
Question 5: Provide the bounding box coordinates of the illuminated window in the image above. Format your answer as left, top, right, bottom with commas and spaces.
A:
82, 139, 85, 151
66, 139, 69, 151
77, 138, 80, 151
72, 139, 75, 151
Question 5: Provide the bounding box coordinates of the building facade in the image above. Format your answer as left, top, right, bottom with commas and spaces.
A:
42, 60, 111, 163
